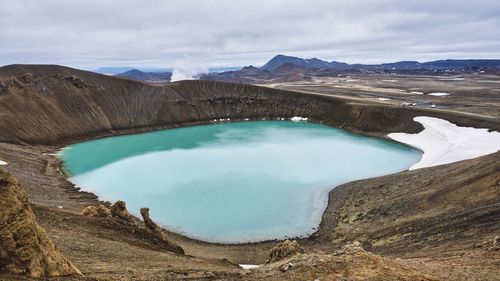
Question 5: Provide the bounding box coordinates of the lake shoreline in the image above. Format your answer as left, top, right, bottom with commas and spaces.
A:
59, 120, 422, 244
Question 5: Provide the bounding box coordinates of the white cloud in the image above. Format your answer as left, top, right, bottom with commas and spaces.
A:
1, 0, 499, 69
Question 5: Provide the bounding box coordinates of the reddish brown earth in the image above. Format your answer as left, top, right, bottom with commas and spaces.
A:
0, 65, 499, 280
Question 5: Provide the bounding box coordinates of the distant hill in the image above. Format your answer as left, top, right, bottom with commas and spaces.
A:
208, 67, 243, 73
419, 59, 500, 70
199, 55, 500, 84
261, 54, 348, 70
260, 55, 500, 71
115, 69, 172, 83
96, 67, 173, 75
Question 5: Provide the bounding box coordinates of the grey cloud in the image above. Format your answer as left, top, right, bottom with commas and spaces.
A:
1, 0, 499, 68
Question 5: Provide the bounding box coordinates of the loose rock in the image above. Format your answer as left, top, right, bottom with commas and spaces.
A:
266, 240, 304, 264
111, 200, 131, 219
96, 205, 111, 217
81, 205, 98, 216
280, 262, 294, 272
81, 205, 111, 217
140, 208, 185, 255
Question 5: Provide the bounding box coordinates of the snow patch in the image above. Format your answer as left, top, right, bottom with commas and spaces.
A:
377, 98, 391, 101
437, 77, 465, 81
428, 92, 450, 96
214, 118, 231, 122
401, 102, 417, 106
409, 91, 424, 95
239, 264, 260, 269
0, 160, 7, 165
388, 117, 500, 170
291, 116, 308, 122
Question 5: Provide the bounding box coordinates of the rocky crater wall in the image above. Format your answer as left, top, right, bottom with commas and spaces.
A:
0, 65, 499, 145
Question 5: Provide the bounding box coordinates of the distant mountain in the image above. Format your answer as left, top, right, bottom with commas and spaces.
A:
420, 59, 500, 70
115, 69, 172, 83
201, 63, 315, 83
208, 67, 243, 73
96, 67, 173, 75
359, 60, 500, 71
95, 67, 133, 75
261, 54, 347, 70
260, 55, 500, 72
378, 61, 422, 70
200, 55, 500, 84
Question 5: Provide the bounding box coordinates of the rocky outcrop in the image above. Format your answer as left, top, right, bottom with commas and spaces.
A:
266, 240, 304, 264
0, 81, 7, 93
81, 206, 97, 216
81, 204, 111, 217
140, 208, 185, 255
64, 75, 88, 88
0, 170, 81, 277
97, 205, 111, 217
336, 240, 365, 254
109, 200, 140, 227
110, 200, 131, 220
251, 243, 439, 281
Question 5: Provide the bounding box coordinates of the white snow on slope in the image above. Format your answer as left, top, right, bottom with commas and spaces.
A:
239, 264, 260, 269
0, 160, 7, 165
291, 116, 308, 122
428, 92, 450, 96
388, 116, 500, 170
437, 77, 465, 81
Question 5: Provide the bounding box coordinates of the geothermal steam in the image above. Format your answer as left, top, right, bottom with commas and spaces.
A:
171, 60, 208, 81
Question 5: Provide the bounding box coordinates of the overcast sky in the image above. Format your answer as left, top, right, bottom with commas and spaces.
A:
1, 0, 500, 69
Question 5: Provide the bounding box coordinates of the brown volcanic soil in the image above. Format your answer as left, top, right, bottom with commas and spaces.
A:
0, 64, 499, 280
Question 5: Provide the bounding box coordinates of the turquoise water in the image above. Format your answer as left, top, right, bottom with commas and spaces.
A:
60, 121, 421, 243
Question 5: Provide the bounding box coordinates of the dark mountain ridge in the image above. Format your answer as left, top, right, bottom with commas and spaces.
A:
115, 69, 172, 83
260, 54, 500, 71
260, 54, 347, 70
201, 55, 500, 83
